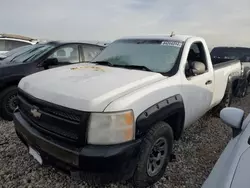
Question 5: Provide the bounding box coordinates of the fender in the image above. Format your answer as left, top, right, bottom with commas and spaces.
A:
136, 94, 185, 140
0, 74, 25, 90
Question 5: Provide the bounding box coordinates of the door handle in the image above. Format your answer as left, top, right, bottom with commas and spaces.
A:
205, 80, 212, 85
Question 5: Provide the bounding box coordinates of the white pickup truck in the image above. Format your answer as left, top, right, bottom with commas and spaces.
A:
14, 34, 243, 187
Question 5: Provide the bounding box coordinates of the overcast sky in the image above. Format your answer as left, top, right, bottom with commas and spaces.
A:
1, 0, 250, 47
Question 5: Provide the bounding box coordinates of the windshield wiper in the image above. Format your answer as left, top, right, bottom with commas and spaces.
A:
115, 64, 152, 71
10, 52, 25, 62
92, 61, 152, 72
10, 47, 42, 62
23, 53, 38, 62
91, 61, 114, 67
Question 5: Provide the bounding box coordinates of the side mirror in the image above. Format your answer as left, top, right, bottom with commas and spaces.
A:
220, 107, 244, 137
42, 58, 58, 69
191, 61, 206, 75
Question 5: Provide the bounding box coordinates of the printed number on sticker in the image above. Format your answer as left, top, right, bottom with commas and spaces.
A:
161, 41, 182, 47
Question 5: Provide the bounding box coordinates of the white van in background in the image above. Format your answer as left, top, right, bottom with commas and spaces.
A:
0, 33, 38, 54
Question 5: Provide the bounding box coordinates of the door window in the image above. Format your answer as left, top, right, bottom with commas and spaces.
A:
48, 44, 80, 64
81, 45, 103, 62
185, 42, 208, 78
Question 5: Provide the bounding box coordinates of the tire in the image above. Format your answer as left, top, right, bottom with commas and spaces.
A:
132, 121, 173, 188
247, 76, 250, 92
212, 85, 232, 117
0, 86, 18, 121
240, 79, 248, 97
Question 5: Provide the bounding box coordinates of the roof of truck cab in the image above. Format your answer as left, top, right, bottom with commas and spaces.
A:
119, 34, 193, 42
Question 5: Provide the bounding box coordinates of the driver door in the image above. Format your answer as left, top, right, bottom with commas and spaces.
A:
181, 41, 214, 127
45, 44, 80, 69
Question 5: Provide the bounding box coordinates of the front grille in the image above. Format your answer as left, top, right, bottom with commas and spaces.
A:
43, 107, 81, 122
17, 89, 89, 145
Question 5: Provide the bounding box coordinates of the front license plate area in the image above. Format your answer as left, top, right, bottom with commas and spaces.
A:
29, 146, 43, 165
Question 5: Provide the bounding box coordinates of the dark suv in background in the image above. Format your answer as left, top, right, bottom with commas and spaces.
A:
210, 46, 250, 98
0, 41, 108, 120
210, 46, 250, 65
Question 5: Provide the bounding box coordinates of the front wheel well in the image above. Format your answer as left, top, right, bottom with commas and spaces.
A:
0, 80, 20, 93
164, 112, 184, 140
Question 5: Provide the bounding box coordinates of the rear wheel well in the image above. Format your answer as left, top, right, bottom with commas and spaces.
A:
247, 75, 250, 83
164, 112, 184, 140
232, 79, 238, 91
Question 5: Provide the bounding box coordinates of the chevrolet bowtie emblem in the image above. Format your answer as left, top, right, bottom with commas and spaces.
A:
30, 107, 41, 118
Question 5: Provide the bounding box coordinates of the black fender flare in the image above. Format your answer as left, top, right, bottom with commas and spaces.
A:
136, 94, 185, 140
243, 66, 250, 82
228, 69, 248, 97
227, 72, 243, 93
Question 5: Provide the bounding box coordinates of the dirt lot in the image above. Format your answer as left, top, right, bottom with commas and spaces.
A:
0, 97, 249, 188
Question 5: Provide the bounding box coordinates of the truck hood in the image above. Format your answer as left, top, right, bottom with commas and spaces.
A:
18, 63, 165, 111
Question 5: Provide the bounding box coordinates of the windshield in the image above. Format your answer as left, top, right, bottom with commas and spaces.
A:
8, 44, 54, 63
3, 45, 34, 57
211, 47, 250, 62
92, 39, 183, 73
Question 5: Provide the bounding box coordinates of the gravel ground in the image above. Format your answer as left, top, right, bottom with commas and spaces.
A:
1, 97, 250, 188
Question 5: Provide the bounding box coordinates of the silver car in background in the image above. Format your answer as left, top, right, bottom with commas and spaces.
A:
202, 107, 250, 188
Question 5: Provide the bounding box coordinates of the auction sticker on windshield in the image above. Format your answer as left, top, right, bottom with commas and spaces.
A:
29, 146, 43, 165
161, 41, 182, 47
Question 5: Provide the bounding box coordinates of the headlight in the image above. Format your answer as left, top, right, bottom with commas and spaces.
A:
87, 110, 135, 145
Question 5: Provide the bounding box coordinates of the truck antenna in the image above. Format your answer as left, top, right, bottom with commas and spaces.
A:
170, 31, 175, 37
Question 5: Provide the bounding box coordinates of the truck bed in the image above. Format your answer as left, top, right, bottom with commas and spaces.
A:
211, 59, 241, 107
213, 59, 241, 70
